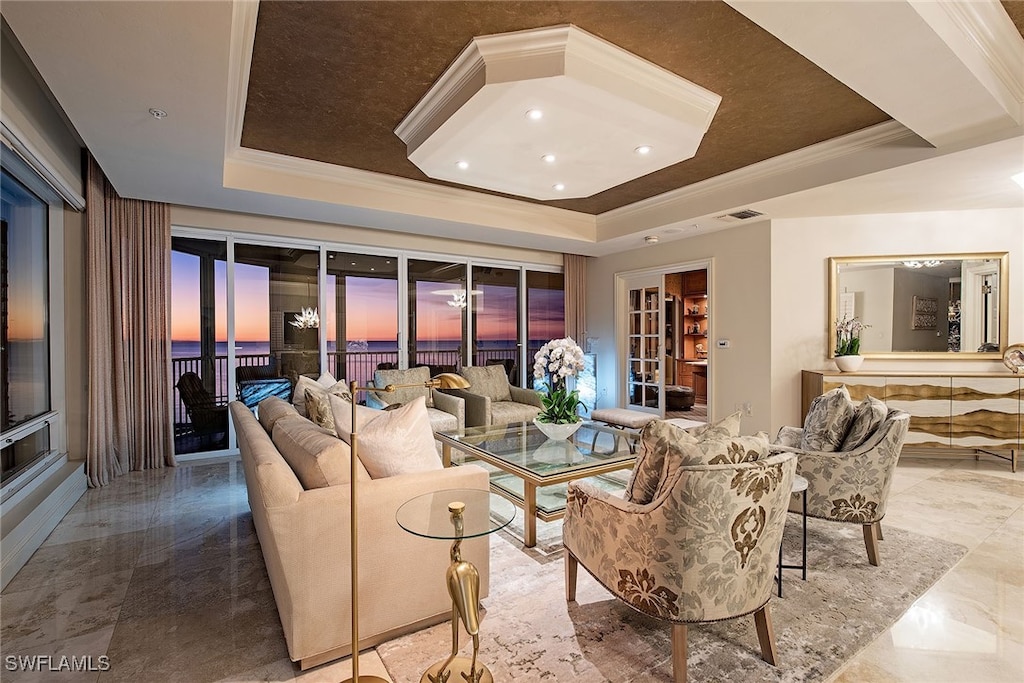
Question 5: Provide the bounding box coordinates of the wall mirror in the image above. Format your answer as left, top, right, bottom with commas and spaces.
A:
828, 252, 1009, 359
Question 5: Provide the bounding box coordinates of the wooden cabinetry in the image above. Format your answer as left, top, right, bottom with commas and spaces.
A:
802, 370, 1021, 470
680, 270, 708, 401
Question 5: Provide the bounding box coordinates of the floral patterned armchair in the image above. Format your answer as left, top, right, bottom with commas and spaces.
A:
563, 422, 797, 683
773, 408, 910, 566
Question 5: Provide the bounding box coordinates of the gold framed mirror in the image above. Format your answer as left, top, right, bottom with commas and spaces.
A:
828, 252, 1009, 359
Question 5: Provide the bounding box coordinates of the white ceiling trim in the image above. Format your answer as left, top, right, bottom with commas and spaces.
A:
224, 0, 258, 158
223, 146, 597, 240
600, 121, 917, 226
930, 0, 1024, 118
727, 0, 1023, 148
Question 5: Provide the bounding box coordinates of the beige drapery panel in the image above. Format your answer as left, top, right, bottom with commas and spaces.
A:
86, 155, 175, 487
563, 253, 587, 343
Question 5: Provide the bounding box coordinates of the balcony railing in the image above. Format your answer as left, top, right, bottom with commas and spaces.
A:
171, 346, 528, 438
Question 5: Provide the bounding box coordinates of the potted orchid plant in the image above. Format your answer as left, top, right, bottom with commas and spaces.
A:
834, 316, 868, 372
532, 337, 586, 439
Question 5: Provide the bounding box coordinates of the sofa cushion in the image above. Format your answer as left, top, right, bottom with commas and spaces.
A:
840, 395, 887, 451
330, 395, 442, 478
374, 366, 433, 408
257, 396, 299, 434
462, 365, 512, 402
292, 373, 348, 417
801, 385, 856, 452
622, 409, 745, 505
271, 414, 369, 489
490, 401, 541, 426
426, 406, 458, 433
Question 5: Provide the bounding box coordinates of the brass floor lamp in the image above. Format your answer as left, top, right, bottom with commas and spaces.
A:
342, 372, 470, 683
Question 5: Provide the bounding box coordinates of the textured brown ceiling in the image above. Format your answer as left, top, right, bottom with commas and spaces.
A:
1002, 1, 1024, 35
243, 1, 893, 215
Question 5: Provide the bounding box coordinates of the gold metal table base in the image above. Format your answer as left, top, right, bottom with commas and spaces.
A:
421, 657, 493, 683
422, 501, 491, 683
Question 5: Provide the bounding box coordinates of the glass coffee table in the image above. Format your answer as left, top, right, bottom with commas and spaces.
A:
435, 421, 638, 547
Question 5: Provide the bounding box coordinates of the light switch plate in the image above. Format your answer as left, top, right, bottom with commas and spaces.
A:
716, 339, 730, 349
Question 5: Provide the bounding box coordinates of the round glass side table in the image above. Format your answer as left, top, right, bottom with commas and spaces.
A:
396, 489, 515, 683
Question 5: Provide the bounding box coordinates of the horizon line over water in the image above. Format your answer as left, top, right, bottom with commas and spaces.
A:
171, 339, 535, 358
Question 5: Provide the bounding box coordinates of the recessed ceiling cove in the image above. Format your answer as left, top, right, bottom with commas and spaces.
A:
394, 25, 721, 201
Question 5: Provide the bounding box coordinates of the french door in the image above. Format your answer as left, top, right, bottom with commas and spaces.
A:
625, 275, 663, 413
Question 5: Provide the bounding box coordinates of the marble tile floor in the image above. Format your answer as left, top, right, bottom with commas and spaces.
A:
1, 452, 1021, 682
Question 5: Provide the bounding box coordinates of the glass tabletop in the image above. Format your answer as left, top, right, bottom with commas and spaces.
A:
438, 421, 636, 480
396, 488, 516, 540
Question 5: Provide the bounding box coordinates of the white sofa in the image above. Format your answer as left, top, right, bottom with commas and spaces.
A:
230, 397, 491, 669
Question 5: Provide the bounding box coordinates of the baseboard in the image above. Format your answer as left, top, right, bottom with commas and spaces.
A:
0, 458, 87, 590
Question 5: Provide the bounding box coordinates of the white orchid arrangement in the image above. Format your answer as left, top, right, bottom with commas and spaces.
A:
533, 337, 586, 424
835, 316, 868, 356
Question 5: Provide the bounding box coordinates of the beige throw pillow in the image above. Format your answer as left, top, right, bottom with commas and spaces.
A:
292, 374, 349, 417
625, 411, 747, 505
840, 395, 887, 451
329, 395, 442, 478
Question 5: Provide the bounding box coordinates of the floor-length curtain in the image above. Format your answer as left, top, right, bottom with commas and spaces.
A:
86, 154, 175, 487
563, 253, 587, 343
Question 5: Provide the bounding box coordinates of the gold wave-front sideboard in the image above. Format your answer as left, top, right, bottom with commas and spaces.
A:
802, 370, 1021, 472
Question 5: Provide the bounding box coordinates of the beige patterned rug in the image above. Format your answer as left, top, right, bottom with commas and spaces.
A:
377, 512, 967, 682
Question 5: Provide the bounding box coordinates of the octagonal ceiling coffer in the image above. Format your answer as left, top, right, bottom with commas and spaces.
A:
394, 24, 722, 201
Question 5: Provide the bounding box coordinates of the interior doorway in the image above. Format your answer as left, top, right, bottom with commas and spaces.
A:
617, 260, 711, 423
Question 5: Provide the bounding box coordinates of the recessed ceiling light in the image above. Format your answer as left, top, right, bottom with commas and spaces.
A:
553, 183, 565, 191
455, 160, 469, 170
526, 109, 543, 121
1013, 172, 1024, 188
634, 145, 652, 155
148, 108, 167, 119
541, 154, 556, 163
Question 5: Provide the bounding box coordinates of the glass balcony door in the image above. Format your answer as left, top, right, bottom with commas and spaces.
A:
471, 265, 520, 385
327, 252, 399, 387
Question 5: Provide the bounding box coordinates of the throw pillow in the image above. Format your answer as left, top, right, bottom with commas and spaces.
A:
305, 388, 337, 430
329, 395, 442, 478
624, 412, 750, 505
801, 385, 856, 452
840, 395, 887, 451
292, 374, 348, 417
330, 393, 387, 444
461, 365, 512, 402
374, 366, 433, 408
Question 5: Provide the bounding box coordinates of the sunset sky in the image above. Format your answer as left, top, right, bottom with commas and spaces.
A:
170, 253, 562, 343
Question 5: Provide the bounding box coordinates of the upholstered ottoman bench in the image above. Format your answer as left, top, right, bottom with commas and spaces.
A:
666, 385, 695, 411
590, 408, 659, 453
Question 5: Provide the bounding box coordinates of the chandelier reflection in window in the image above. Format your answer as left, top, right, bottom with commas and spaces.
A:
290, 276, 320, 329
432, 288, 483, 310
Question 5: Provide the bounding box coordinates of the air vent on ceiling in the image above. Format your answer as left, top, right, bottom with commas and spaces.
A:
714, 208, 764, 222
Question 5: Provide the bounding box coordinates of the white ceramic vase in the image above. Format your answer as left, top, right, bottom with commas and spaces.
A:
834, 355, 864, 372
533, 418, 583, 441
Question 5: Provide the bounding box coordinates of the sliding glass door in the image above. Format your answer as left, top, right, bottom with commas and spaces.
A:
407, 259, 467, 373
472, 265, 520, 385
327, 252, 399, 386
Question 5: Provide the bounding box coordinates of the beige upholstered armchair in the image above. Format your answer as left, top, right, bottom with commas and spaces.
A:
446, 365, 542, 428
773, 405, 910, 566
564, 420, 797, 683
365, 366, 466, 433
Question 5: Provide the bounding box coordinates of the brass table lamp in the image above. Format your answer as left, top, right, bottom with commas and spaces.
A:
342, 372, 470, 683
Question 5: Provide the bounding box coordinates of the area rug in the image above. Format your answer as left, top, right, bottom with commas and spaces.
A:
377, 512, 968, 682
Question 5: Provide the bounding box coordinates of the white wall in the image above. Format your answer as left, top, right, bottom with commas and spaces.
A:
771, 208, 1024, 429
588, 222, 774, 433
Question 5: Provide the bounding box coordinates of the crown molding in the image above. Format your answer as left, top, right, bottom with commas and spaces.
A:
599, 120, 917, 224
935, 0, 1024, 113
224, 0, 259, 158
224, 146, 596, 238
